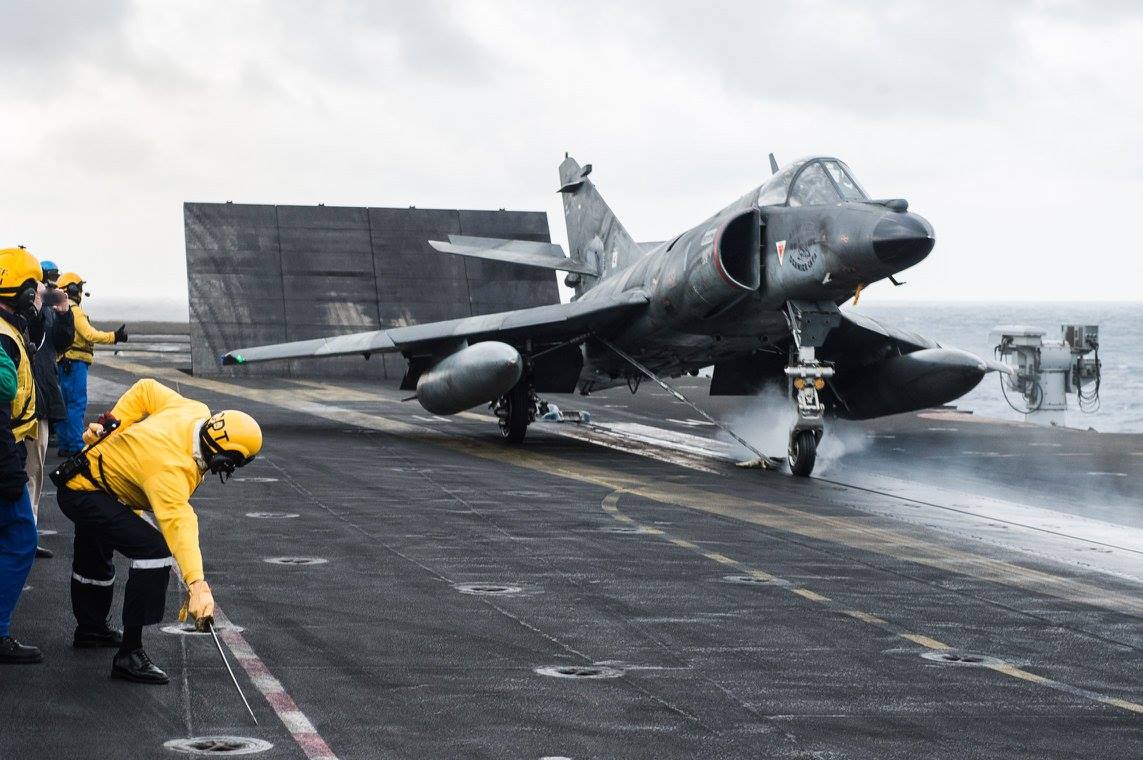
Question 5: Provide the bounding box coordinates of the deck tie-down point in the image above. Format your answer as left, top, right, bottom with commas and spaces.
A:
535, 664, 624, 679
163, 736, 273, 755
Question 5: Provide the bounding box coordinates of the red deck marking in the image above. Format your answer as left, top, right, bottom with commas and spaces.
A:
214, 609, 339, 760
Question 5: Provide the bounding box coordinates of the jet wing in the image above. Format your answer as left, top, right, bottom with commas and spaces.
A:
221, 290, 649, 365
427, 235, 597, 275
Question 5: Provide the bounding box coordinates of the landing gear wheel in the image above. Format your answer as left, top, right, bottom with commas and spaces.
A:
788, 430, 817, 477
499, 383, 531, 443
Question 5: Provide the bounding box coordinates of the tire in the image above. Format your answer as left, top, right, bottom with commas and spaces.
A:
499, 383, 530, 443
788, 430, 817, 477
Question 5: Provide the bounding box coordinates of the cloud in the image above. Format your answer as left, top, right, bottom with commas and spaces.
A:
1, 0, 1142, 312
0, 1, 130, 81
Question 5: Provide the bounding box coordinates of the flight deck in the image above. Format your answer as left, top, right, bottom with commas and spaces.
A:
2, 340, 1140, 759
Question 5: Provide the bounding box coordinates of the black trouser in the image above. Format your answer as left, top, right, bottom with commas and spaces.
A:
56, 486, 173, 630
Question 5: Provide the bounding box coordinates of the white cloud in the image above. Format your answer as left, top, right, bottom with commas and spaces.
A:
0, 0, 1140, 316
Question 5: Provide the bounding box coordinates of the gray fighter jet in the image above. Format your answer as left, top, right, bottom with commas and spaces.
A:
223, 154, 999, 476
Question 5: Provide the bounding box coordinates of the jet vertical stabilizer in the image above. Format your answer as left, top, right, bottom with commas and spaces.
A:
559, 156, 642, 290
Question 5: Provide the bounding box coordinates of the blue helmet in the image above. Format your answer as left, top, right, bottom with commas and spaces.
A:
39, 260, 59, 282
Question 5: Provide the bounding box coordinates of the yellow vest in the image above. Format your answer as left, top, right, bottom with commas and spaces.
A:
63, 302, 117, 364
0, 316, 37, 441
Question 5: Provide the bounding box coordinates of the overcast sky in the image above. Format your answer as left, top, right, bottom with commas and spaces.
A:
1, 0, 1140, 317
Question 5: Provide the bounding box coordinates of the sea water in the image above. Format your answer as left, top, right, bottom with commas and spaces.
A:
850, 301, 1142, 433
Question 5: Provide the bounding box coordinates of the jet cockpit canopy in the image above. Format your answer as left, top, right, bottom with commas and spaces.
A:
757, 157, 868, 207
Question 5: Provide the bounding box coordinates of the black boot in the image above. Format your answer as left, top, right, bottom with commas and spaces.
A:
35, 546, 53, 559
0, 636, 44, 664
111, 648, 169, 684
74, 626, 124, 649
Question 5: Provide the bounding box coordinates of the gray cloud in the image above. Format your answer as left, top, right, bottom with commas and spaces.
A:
0, 0, 130, 68
0, 0, 1140, 306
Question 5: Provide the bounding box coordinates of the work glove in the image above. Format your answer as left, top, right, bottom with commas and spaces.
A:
114, 324, 128, 343
179, 580, 215, 631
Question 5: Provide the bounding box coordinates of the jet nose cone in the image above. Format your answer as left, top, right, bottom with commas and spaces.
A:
872, 212, 935, 266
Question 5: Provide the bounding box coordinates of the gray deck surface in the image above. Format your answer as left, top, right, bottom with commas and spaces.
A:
3, 349, 1140, 759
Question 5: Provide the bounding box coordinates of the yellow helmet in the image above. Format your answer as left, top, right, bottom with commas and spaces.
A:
57, 272, 85, 289
0, 247, 43, 304
200, 410, 263, 479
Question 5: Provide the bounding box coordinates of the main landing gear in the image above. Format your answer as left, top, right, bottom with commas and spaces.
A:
783, 301, 840, 477
493, 379, 545, 443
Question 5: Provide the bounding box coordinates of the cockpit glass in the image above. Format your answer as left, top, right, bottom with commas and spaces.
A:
756, 161, 803, 206
823, 160, 868, 201
789, 163, 840, 207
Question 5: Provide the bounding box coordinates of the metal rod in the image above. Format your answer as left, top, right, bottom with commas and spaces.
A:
207, 619, 258, 725
593, 335, 774, 463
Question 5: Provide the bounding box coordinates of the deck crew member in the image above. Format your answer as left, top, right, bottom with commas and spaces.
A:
0, 247, 44, 664
54, 273, 127, 456
56, 378, 262, 683
26, 263, 75, 557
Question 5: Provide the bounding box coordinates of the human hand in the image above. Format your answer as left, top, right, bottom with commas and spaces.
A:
186, 580, 215, 630
82, 423, 105, 446
47, 289, 70, 313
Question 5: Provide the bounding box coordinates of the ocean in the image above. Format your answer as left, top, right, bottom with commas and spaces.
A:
94, 297, 1143, 434
849, 302, 1143, 433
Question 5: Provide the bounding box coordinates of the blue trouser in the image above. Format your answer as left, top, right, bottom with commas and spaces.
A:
58, 359, 89, 454
0, 488, 36, 637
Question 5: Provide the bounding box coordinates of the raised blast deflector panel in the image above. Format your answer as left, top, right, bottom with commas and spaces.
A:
833, 348, 988, 420
186, 203, 558, 378
416, 341, 523, 415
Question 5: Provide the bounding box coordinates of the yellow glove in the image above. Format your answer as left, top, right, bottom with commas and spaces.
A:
82, 423, 105, 446
178, 580, 216, 631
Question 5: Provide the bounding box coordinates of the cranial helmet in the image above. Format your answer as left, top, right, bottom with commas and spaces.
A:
199, 410, 263, 480
39, 260, 60, 285
0, 247, 44, 311
57, 271, 86, 301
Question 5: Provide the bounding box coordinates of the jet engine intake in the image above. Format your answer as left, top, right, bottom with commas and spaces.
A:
663, 208, 760, 318
416, 341, 524, 415
833, 347, 987, 420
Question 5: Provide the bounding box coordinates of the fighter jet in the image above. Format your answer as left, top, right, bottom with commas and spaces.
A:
223, 154, 999, 476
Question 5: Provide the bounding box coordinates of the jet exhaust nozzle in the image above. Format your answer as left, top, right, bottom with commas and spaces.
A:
416, 341, 524, 415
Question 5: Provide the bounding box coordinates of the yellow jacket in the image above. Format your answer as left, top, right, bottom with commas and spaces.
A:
67, 379, 210, 584
63, 301, 116, 363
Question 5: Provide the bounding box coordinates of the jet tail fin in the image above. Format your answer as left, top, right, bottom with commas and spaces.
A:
559, 156, 642, 289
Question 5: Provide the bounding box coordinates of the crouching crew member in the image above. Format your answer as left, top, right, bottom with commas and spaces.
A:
54, 272, 126, 457
0, 248, 43, 664
55, 378, 262, 684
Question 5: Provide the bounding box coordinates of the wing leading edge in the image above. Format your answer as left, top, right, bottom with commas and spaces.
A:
427, 235, 597, 275
221, 291, 649, 366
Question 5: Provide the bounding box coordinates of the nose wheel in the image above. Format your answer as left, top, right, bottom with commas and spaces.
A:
787, 429, 819, 477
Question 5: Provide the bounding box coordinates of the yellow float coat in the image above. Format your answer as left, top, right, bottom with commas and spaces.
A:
67, 379, 210, 584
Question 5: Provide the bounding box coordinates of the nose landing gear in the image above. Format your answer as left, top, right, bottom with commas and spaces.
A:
783, 301, 840, 477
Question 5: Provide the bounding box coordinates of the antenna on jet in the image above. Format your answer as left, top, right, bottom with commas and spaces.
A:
769, 153, 779, 175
